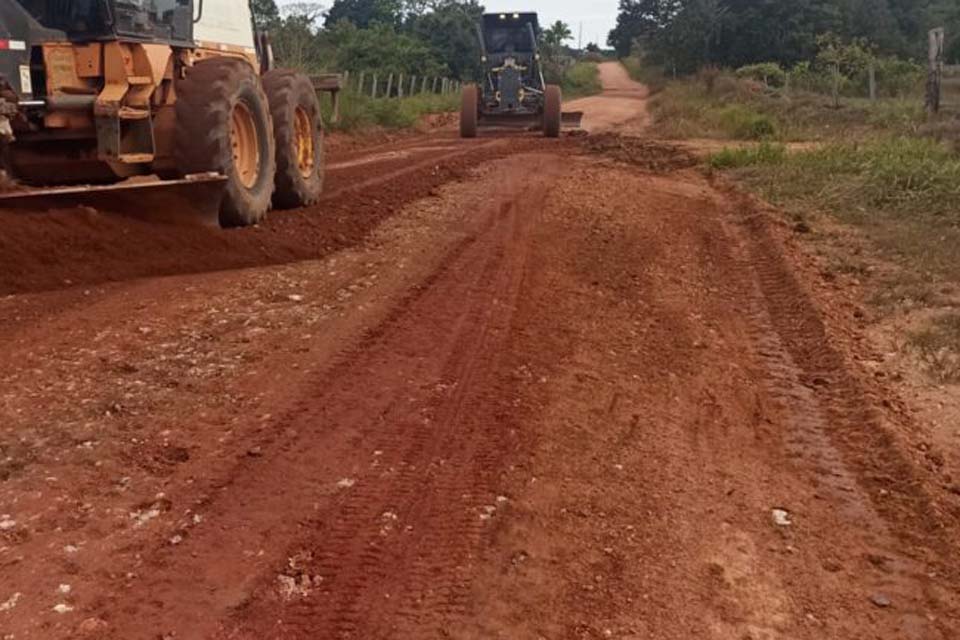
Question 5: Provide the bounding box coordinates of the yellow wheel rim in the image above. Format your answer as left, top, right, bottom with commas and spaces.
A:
230, 102, 260, 189
293, 106, 315, 179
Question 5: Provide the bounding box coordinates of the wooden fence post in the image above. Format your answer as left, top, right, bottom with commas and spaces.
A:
432, 77, 439, 93
372, 74, 378, 98
868, 61, 877, 101
409, 75, 417, 96
421, 76, 429, 94
386, 74, 394, 98
927, 27, 946, 115
397, 73, 404, 98
831, 62, 841, 108
358, 71, 365, 93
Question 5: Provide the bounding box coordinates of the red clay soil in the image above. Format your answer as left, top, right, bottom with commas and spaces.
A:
0, 132, 555, 296
2, 64, 960, 640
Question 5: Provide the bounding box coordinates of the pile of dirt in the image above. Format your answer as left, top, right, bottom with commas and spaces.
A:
582, 133, 699, 172
0, 137, 523, 296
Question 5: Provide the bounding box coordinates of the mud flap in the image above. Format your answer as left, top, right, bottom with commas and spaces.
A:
0, 173, 228, 228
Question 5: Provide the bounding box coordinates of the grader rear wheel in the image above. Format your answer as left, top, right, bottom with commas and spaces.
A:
263, 70, 325, 209
174, 57, 276, 227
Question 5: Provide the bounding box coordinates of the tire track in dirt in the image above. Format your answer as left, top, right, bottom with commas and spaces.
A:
708, 196, 960, 637
76, 154, 563, 640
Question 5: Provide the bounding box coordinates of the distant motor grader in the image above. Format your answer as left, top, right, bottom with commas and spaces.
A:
460, 12, 582, 139
0, 0, 324, 227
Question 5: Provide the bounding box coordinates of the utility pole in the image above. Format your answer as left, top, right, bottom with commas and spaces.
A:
578, 21, 583, 52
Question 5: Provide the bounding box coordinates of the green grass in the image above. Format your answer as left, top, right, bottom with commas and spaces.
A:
320, 89, 459, 131
649, 73, 926, 142
562, 62, 602, 99
709, 142, 786, 169
711, 136, 960, 282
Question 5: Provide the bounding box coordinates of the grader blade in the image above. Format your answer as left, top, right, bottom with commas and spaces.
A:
562, 111, 584, 129
0, 174, 228, 227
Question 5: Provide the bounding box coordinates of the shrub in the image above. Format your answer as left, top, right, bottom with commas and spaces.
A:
562, 62, 602, 98
715, 105, 778, 140
736, 63, 786, 88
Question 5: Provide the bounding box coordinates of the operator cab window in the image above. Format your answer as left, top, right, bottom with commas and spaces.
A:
486, 27, 534, 54
18, 0, 109, 34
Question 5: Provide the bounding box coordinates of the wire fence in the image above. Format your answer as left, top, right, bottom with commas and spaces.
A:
311, 72, 463, 124
341, 70, 462, 99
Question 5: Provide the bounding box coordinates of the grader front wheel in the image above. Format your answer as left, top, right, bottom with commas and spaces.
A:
543, 85, 562, 138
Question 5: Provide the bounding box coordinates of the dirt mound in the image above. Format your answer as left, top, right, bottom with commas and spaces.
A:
582, 133, 698, 172
0, 137, 521, 296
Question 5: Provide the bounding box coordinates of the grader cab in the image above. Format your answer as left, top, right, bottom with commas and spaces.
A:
0, 0, 325, 227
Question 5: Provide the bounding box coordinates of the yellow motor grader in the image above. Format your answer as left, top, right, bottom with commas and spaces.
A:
0, 0, 324, 226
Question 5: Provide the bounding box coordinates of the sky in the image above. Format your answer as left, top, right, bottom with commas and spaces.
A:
482, 1, 618, 47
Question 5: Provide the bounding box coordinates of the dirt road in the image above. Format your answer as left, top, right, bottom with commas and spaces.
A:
2, 63, 959, 640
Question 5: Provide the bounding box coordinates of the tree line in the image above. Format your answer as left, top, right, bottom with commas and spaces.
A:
608, 0, 960, 73
254, 0, 579, 83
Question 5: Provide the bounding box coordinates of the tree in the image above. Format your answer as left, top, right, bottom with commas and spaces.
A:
327, 21, 447, 77
405, 1, 485, 81
250, 0, 281, 29
324, 0, 404, 29
543, 20, 573, 48
271, 3, 329, 71
607, 0, 679, 58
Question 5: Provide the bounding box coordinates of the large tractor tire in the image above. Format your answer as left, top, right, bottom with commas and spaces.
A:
543, 85, 562, 138
460, 84, 479, 139
263, 69, 324, 209
175, 57, 276, 227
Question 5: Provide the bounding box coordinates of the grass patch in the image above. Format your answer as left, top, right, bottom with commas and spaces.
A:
709, 142, 786, 169
562, 62, 602, 99
716, 137, 960, 284
649, 74, 926, 142
321, 90, 459, 131
909, 314, 960, 383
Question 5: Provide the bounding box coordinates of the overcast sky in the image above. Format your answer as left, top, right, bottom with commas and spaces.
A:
278, 1, 618, 47
483, 1, 617, 47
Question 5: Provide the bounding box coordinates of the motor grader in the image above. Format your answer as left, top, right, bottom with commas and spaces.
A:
460, 12, 581, 139
0, 0, 324, 227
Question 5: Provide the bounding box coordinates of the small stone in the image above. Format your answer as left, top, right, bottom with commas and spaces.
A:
0, 515, 15, 530
247, 447, 264, 458
336, 478, 356, 489
287, 294, 304, 302
53, 603, 75, 614
870, 593, 892, 608
772, 508, 792, 527
77, 617, 109, 635
58, 584, 72, 595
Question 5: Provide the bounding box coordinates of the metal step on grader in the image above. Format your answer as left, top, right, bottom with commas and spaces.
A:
460, 12, 582, 138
